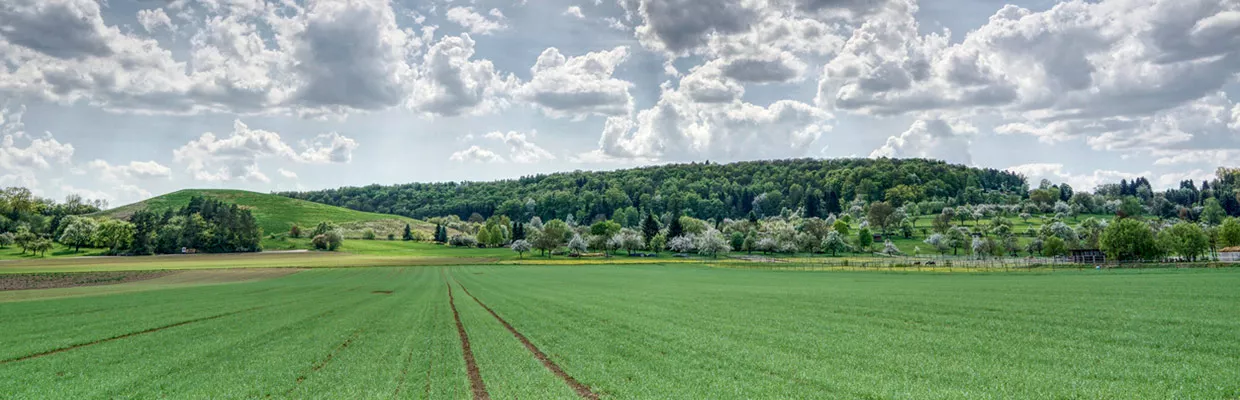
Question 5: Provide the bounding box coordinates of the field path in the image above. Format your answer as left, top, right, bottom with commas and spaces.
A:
452, 272, 600, 400
444, 270, 491, 400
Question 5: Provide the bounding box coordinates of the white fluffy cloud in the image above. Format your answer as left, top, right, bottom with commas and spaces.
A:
870, 118, 975, 165
998, 92, 1240, 166
1006, 163, 1148, 192
408, 34, 519, 117
817, 0, 1240, 121
450, 145, 505, 163
483, 131, 555, 163
88, 160, 172, 181
519, 47, 634, 119
563, 6, 586, 19
598, 81, 832, 160
172, 120, 359, 182
446, 7, 508, 35
449, 130, 554, 163
1, 133, 74, 183
137, 8, 174, 33
278, 168, 299, 179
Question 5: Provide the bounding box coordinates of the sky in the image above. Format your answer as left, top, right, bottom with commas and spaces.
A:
1, 0, 1239, 207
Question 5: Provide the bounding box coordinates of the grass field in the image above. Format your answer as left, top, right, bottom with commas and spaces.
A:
2, 265, 1237, 398
94, 189, 438, 242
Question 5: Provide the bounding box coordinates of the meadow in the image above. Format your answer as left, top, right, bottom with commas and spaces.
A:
2, 265, 1237, 398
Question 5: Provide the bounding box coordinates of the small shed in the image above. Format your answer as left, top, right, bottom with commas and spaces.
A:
1070, 249, 1106, 264
1219, 247, 1240, 262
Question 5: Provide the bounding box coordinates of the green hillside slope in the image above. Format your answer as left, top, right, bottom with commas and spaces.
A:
97, 189, 436, 240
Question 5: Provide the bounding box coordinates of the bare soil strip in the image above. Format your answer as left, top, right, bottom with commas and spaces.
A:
453, 276, 600, 400
288, 329, 364, 393
446, 274, 490, 400
0, 307, 259, 364
0, 270, 176, 291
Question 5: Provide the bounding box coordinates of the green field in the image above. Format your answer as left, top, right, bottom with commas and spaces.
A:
2, 265, 1237, 398
94, 189, 438, 242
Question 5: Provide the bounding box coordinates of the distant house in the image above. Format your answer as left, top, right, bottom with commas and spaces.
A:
1070, 249, 1106, 264
1219, 247, 1240, 262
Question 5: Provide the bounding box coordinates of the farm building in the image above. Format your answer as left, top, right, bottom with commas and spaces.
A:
1219, 247, 1240, 262
1069, 249, 1106, 264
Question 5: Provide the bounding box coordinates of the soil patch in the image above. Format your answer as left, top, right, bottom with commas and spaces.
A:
445, 274, 490, 400
0, 271, 176, 291
454, 276, 599, 400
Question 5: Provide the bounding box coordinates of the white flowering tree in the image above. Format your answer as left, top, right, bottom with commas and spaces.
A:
510, 239, 532, 258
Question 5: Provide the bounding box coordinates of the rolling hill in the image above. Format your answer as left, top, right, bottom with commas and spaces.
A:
97, 189, 438, 240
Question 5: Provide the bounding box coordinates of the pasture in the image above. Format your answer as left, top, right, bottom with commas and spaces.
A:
2, 265, 1237, 398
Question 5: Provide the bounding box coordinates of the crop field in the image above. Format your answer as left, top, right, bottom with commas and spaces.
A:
2, 264, 1238, 398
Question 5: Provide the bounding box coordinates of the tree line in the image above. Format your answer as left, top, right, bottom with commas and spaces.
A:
278, 158, 1026, 223
406, 165, 1240, 264
1, 194, 264, 256
0, 188, 107, 255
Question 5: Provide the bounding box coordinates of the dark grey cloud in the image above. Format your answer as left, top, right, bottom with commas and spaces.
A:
0, 0, 112, 60
292, 1, 412, 110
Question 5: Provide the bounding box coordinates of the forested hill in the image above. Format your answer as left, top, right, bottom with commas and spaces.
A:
279, 158, 1026, 222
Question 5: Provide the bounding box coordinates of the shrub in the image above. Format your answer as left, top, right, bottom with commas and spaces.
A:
449, 234, 478, 247
313, 231, 344, 251
362, 228, 377, 240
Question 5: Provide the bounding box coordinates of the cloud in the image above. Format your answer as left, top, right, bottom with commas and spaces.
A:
598, 81, 832, 161
278, 168, 298, 179
408, 34, 519, 117
563, 6, 585, 19
518, 47, 634, 119
632, 0, 762, 55
1, 133, 74, 171
0, 0, 114, 60
291, 0, 417, 111
88, 160, 173, 181
1005, 163, 1148, 192
679, 63, 744, 103
172, 120, 358, 182
449, 130, 554, 163
0, 0, 431, 116
483, 130, 555, 163
137, 8, 174, 33
816, 0, 1240, 123
0, 109, 73, 190
870, 118, 975, 165
446, 7, 508, 35
998, 92, 1240, 166
450, 145, 505, 163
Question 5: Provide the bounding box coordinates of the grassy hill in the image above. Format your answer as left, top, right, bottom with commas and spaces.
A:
97, 189, 438, 241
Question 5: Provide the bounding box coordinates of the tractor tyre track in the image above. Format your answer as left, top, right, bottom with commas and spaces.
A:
452, 275, 600, 400
0, 307, 262, 365
445, 274, 490, 400
286, 328, 365, 395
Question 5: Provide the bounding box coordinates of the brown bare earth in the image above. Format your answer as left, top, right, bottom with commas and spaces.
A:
445, 273, 490, 400
0, 268, 305, 303
0, 271, 176, 291
453, 275, 600, 400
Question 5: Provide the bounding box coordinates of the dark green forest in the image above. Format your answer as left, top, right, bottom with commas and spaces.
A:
279, 158, 1027, 222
